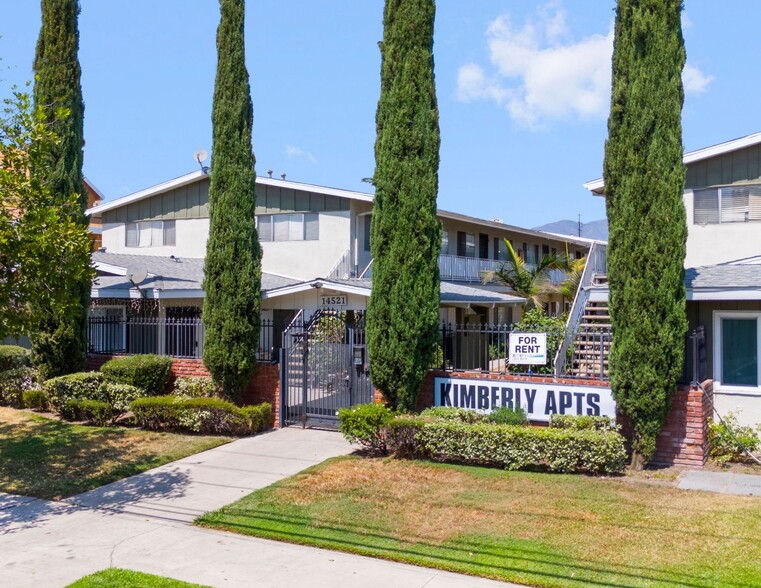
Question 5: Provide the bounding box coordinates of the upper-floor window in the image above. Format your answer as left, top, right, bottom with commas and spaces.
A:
126, 220, 176, 247
258, 213, 319, 242
364, 215, 372, 251
494, 238, 509, 261
457, 231, 476, 258
694, 185, 761, 224
441, 228, 449, 254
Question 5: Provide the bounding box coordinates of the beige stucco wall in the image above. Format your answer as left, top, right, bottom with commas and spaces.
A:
101, 219, 210, 258
684, 189, 761, 267
261, 211, 350, 280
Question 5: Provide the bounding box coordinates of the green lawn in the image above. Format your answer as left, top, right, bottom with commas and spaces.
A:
66, 568, 209, 588
198, 455, 761, 588
0, 407, 231, 500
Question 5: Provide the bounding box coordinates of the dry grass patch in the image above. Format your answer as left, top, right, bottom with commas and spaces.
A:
200, 456, 761, 588
0, 407, 231, 500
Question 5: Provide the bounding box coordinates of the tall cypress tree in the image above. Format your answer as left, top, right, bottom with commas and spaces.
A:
203, 0, 261, 401
31, 0, 89, 379
603, 0, 687, 467
367, 0, 441, 412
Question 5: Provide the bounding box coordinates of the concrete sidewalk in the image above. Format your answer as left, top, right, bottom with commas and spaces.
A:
0, 427, 522, 588
678, 470, 761, 496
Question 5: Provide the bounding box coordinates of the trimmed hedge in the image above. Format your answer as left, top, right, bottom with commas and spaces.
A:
549, 414, 618, 431
101, 354, 173, 396
173, 376, 224, 399
0, 367, 40, 408
22, 388, 49, 411
338, 403, 395, 453
43, 372, 104, 411
419, 406, 487, 424
130, 396, 271, 436
417, 421, 626, 474
0, 345, 31, 371
488, 406, 528, 426
65, 399, 114, 426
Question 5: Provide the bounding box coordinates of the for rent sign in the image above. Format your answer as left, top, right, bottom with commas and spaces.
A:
434, 376, 616, 423
509, 332, 547, 365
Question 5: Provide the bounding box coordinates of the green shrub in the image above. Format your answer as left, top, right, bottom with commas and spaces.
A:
130, 396, 271, 436
67, 399, 114, 426
240, 402, 272, 433
130, 396, 182, 430
43, 371, 104, 411
419, 406, 487, 424
708, 412, 761, 465
385, 417, 425, 458
0, 345, 31, 371
418, 421, 626, 474
97, 382, 143, 419
488, 406, 528, 426
173, 376, 224, 399
101, 354, 173, 396
337, 403, 395, 453
549, 414, 618, 431
0, 367, 40, 407
22, 388, 49, 411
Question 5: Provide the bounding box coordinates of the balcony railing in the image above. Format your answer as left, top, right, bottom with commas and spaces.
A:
438, 254, 503, 282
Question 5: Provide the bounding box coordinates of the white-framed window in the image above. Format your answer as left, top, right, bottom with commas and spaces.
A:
257, 213, 319, 242
694, 185, 761, 225
713, 311, 760, 391
125, 220, 176, 247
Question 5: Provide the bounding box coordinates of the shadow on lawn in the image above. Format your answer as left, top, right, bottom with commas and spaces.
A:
202, 507, 760, 588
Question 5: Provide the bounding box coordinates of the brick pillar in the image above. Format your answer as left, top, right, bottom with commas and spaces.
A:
241, 362, 281, 429
651, 380, 713, 467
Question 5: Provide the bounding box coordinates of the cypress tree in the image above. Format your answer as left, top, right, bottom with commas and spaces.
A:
366, 0, 441, 411
202, 0, 261, 401
603, 0, 687, 467
31, 0, 90, 378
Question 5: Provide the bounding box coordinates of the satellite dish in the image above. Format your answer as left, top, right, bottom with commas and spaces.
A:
193, 149, 208, 165
126, 266, 148, 285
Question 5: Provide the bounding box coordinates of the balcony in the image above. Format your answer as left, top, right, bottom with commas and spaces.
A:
438, 254, 502, 282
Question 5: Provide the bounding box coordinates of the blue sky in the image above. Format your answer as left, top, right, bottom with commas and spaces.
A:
2, 1, 760, 228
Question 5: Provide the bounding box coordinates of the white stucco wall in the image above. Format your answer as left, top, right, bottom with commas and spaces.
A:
685, 190, 761, 267
261, 211, 351, 280
101, 219, 210, 258
713, 391, 761, 428
262, 288, 368, 315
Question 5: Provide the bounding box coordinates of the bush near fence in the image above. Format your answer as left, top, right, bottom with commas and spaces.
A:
130, 396, 272, 436
101, 354, 173, 396
338, 404, 626, 474
0, 345, 31, 371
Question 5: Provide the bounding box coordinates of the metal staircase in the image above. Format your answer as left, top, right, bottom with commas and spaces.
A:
553, 242, 611, 378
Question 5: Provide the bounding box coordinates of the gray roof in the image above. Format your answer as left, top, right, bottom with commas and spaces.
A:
313, 277, 524, 305
686, 264, 761, 291
92, 251, 299, 294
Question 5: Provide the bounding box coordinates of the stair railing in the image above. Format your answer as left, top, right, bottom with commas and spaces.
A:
553, 241, 607, 375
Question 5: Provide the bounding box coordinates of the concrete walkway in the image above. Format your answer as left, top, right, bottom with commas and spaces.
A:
678, 470, 761, 496
0, 427, 521, 588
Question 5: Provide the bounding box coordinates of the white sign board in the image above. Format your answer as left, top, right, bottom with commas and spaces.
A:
509, 332, 547, 365
434, 376, 616, 423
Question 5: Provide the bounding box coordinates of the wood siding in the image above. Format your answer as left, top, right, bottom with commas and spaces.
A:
686, 144, 761, 189
102, 178, 350, 224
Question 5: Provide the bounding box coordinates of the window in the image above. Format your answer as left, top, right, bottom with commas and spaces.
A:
256, 213, 319, 242
479, 234, 489, 259
441, 228, 449, 254
457, 231, 476, 257
714, 312, 760, 389
694, 185, 761, 224
125, 220, 176, 248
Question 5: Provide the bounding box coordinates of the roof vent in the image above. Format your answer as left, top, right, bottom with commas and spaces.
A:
267, 170, 273, 178
280, 173, 286, 180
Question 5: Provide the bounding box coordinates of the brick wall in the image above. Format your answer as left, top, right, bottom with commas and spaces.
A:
377, 370, 714, 468
650, 380, 713, 467
85, 354, 280, 428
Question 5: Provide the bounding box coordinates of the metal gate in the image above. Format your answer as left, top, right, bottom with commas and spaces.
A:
280, 310, 374, 427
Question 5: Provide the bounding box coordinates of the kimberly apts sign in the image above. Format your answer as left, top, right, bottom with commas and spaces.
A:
434, 376, 616, 422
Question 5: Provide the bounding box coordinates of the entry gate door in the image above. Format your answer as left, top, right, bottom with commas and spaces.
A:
281, 310, 374, 427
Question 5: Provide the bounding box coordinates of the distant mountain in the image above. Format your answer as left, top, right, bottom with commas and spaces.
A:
533, 219, 608, 241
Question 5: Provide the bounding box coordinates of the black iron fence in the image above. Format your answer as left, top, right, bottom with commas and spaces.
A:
87, 316, 276, 361
438, 322, 611, 379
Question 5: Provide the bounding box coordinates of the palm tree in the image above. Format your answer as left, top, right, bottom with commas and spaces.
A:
483, 239, 566, 310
